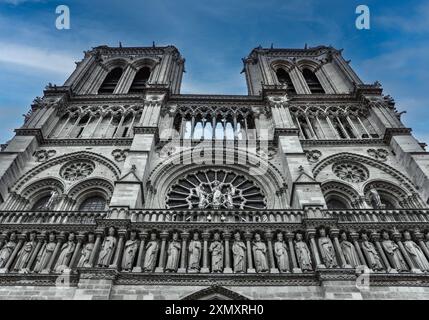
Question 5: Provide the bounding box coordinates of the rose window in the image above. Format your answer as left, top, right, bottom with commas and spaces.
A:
166, 169, 266, 210
332, 162, 369, 183
60, 160, 95, 181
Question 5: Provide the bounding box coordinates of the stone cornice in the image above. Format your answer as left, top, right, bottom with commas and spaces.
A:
383, 127, 412, 144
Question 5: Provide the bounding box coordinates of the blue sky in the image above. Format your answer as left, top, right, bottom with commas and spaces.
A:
0, 0, 428, 145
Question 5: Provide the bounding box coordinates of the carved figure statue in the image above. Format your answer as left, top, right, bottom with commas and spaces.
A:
318, 228, 338, 268
274, 232, 289, 272
121, 231, 139, 271
232, 232, 246, 273
224, 185, 236, 209
195, 185, 209, 209
252, 233, 269, 273
14, 232, 37, 272
294, 233, 312, 271
209, 232, 224, 272
381, 231, 407, 271
44, 190, 59, 210
34, 233, 56, 272
369, 188, 382, 209
143, 233, 159, 272
403, 231, 429, 271
188, 233, 202, 272
212, 181, 223, 208
340, 232, 360, 267
55, 233, 76, 272
360, 233, 383, 271
77, 233, 95, 268
165, 232, 181, 272
0, 233, 17, 268
97, 227, 117, 267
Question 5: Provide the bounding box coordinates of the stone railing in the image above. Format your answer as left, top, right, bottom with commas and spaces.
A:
331, 209, 429, 224
0, 211, 107, 225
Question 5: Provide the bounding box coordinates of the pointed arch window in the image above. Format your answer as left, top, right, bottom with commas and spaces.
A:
79, 196, 107, 211
129, 67, 151, 93
32, 196, 51, 211
276, 68, 296, 93
98, 67, 123, 94
302, 68, 325, 94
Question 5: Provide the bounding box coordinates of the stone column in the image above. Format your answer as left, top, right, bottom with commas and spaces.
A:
371, 232, 393, 273
393, 231, 416, 273
155, 232, 168, 273
265, 232, 278, 273
286, 232, 301, 273
0, 236, 24, 273
43, 232, 65, 273
27, 233, 45, 271
88, 230, 103, 267
350, 231, 367, 267
201, 232, 210, 273
414, 230, 429, 261
330, 229, 349, 268
245, 232, 256, 273
177, 232, 189, 273
111, 230, 126, 269
133, 232, 148, 273
68, 233, 84, 271
307, 229, 324, 269
223, 232, 233, 274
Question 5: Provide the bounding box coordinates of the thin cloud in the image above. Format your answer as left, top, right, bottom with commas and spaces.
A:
0, 42, 76, 75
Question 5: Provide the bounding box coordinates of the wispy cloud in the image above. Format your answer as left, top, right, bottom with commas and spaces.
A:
0, 42, 76, 75
377, 2, 429, 33
0, 0, 44, 5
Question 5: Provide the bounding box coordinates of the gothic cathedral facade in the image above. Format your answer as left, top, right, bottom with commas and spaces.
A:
0, 44, 429, 299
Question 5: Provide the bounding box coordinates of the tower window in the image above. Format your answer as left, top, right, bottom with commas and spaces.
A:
302, 68, 325, 94
276, 68, 296, 94
129, 67, 151, 93
79, 196, 107, 211
98, 67, 123, 94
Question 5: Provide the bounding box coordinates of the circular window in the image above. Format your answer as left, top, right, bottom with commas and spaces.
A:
60, 160, 95, 182
332, 162, 369, 183
166, 169, 267, 210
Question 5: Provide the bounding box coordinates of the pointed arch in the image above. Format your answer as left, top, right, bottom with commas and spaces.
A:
182, 285, 250, 300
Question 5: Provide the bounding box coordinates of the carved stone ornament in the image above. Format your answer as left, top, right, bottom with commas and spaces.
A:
332, 161, 369, 183
111, 149, 129, 162
34, 150, 57, 162
166, 169, 266, 210
305, 150, 322, 163
60, 160, 95, 181
367, 148, 388, 162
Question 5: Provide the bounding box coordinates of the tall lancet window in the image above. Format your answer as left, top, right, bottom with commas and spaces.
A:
129, 67, 151, 93
98, 67, 123, 94
276, 68, 296, 94
302, 68, 325, 94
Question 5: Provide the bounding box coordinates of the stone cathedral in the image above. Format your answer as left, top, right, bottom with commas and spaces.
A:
0, 44, 429, 300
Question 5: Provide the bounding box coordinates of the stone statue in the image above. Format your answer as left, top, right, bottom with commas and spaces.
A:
195, 185, 209, 209
318, 228, 338, 268
77, 233, 95, 268
0, 233, 17, 268
340, 232, 360, 268
224, 185, 236, 209
369, 188, 382, 209
252, 233, 269, 273
97, 227, 117, 267
381, 231, 408, 271
232, 232, 246, 273
121, 231, 139, 271
209, 232, 223, 273
143, 233, 159, 272
13, 232, 37, 272
44, 190, 59, 210
360, 233, 383, 271
403, 231, 429, 271
212, 181, 223, 208
55, 233, 76, 272
34, 233, 56, 272
294, 233, 312, 271
188, 233, 202, 272
165, 232, 181, 272
274, 232, 289, 272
